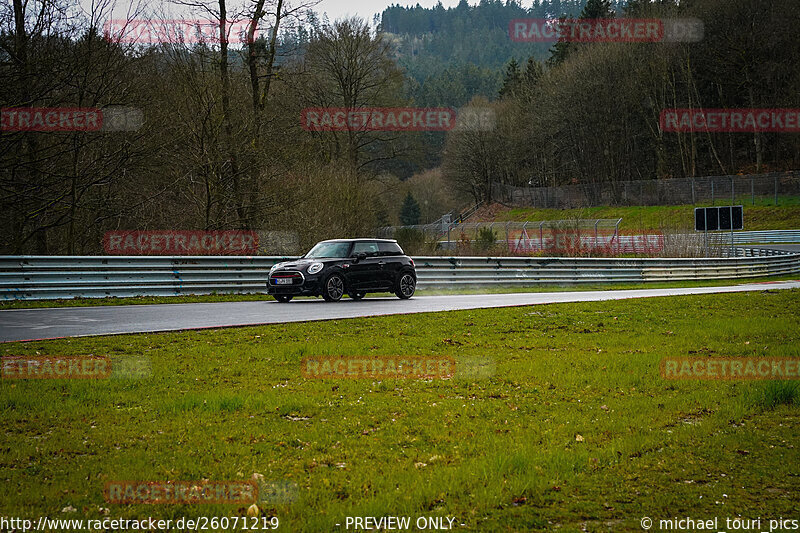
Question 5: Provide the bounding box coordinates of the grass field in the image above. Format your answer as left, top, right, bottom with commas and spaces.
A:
492, 199, 800, 232
1, 289, 799, 530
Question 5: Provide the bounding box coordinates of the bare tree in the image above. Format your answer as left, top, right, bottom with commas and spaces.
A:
297, 18, 406, 172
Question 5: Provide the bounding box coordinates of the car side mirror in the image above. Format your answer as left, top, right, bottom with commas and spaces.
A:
354, 252, 367, 262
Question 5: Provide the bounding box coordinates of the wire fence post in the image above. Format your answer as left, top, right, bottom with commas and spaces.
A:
539, 221, 544, 253
522, 221, 528, 253
447, 224, 452, 249
775, 175, 779, 205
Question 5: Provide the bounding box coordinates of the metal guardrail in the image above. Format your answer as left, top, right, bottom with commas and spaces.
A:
724, 247, 794, 257
2, 253, 799, 300
0, 256, 287, 300
711, 230, 800, 244
413, 255, 800, 286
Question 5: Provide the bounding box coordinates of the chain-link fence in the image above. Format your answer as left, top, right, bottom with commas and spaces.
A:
492, 171, 800, 208
376, 219, 656, 256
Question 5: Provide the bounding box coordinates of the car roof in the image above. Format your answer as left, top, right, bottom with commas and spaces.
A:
318, 238, 398, 243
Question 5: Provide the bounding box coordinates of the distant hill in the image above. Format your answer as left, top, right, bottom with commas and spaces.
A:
380, 0, 626, 107
377, 0, 626, 174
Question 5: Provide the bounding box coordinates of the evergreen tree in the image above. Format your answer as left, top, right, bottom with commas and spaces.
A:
499, 58, 523, 99
523, 56, 544, 86
548, 0, 615, 67
400, 193, 421, 225
623, 0, 650, 15
521, 56, 544, 101
546, 16, 573, 68
580, 0, 615, 19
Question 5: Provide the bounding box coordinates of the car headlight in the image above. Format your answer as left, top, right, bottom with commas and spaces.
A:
307, 262, 324, 275
270, 264, 280, 273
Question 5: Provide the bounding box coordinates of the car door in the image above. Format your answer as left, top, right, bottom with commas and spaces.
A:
378, 241, 405, 286
348, 241, 385, 290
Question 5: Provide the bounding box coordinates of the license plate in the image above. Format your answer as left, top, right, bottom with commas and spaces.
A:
274, 278, 293, 285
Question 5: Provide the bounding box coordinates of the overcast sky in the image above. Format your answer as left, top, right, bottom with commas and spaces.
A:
98, 0, 471, 28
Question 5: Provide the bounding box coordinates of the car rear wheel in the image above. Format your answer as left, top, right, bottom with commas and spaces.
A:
322, 273, 345, 302
395, 273, 416, 299
274, 295, 293, 303
349, 292, 365, 300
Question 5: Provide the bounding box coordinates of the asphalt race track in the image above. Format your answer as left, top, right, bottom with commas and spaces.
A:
1, 280, 798, 343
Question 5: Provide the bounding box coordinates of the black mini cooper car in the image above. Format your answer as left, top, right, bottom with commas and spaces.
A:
267, 239, 417, 302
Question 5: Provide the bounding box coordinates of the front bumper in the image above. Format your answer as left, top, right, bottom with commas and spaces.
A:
267, 270, 321, 296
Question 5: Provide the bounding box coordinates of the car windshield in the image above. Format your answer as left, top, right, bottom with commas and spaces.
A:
304, 242, 351, 259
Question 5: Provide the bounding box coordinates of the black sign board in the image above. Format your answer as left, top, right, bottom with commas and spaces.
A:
695, 206, 743, 231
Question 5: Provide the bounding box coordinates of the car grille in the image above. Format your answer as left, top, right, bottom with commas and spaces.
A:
270, 271, 304, 286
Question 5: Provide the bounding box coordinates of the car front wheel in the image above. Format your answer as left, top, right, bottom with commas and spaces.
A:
395, 273, 416, 299
322, 273, 345, 302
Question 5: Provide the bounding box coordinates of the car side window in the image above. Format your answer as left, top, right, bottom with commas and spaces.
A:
352, 242, 379, 256
378, 242, 403, 256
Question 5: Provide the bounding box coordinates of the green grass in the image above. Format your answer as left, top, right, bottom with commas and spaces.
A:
747, 380, 800, 410
496, 199, 800, 232
1, 290, 799, 530
2, 273, 798, 309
